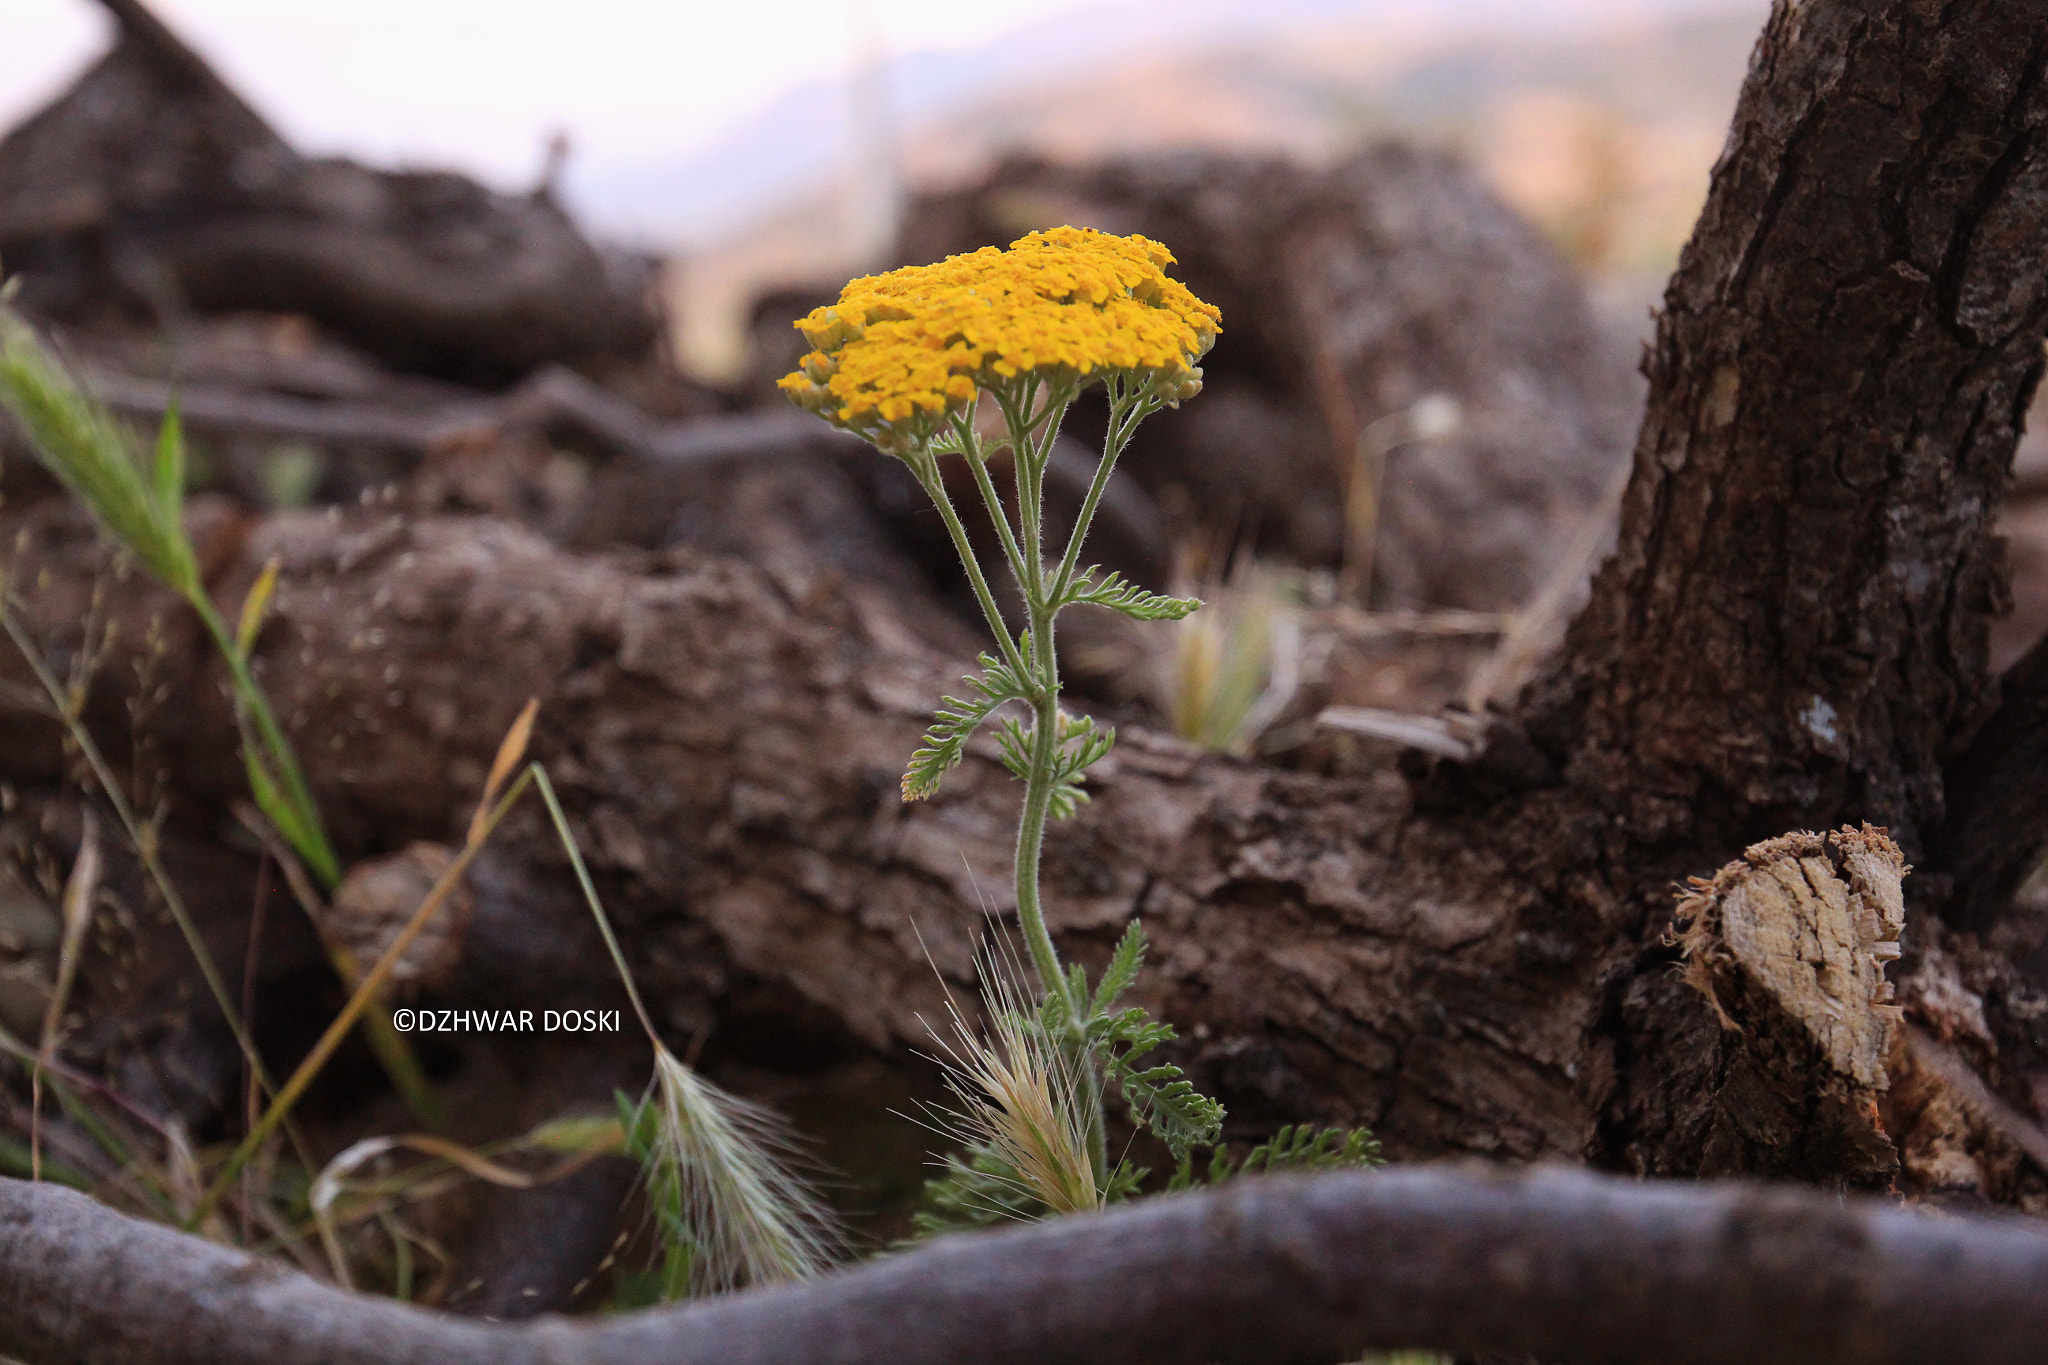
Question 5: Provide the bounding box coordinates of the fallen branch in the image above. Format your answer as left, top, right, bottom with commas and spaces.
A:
4, 1166, 2047, 1365
81, 365, 855, 468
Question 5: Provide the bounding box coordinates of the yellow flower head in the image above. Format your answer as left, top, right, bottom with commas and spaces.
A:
779, 227, 1220, 453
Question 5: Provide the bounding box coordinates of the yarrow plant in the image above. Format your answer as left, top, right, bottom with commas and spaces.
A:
787, 228, 1368, 1219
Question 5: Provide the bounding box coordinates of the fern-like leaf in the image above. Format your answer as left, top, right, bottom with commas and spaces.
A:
1062, 566, 1201, 621
1047, 711, 1115, 819
1165, 1124, 1381, 1191
901, 654, 1030, 801
1093, 1004, 1224, 1160
1089, 921, 1147, 1017
992, 709, 1116, 818
908, 1145, 1044, 1239
1113, 1062, 1225, 1160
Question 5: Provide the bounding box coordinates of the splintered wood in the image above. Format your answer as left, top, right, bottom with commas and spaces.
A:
1671, 825, 1908, 1184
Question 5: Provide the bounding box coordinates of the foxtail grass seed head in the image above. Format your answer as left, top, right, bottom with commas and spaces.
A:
0, 308, 199, 594
638, 1048, 839, 1295
780, 227, 1219, 454
924, 949, 1101, 1219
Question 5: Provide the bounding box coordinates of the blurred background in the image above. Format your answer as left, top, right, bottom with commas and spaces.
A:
8, 0, 1767, 378
16, 0, 2042, 739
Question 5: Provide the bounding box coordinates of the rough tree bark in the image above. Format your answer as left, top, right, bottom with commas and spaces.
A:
8, 1166, 2048, 1365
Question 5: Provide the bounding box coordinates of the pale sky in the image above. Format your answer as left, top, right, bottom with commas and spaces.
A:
6, 0, 1106, 189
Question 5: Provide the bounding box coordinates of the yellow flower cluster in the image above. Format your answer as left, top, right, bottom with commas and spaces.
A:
779, 227, 1220, 451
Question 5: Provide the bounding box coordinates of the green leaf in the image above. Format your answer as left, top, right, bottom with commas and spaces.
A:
1100, 1158, 1149, 1204
1166, 1125, 1381, 1191
1239, 1124, 1382, 1177
1093, 1004, 1224, 1160
1044, 711, 1115, 820
1089, 921, 1147, 1018
901, 653, 1031, 801
994, 715, 1031, 783
906, 1145, 1046, 1240
1035, 982, 1075, 1040
242, 732, 323, 879
1110, 1060, 1225, 1161
153, 403, 185, 522
1061, 567, 1201, 622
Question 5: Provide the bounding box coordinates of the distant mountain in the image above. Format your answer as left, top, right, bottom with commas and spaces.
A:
566, 0, 1765, 246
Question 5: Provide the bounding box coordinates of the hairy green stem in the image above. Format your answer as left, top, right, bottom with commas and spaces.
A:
1010, 692, 1066, 1004
949, 409, 1033, 599
1048, 381, 1153, 602
907, 450, 1029, 682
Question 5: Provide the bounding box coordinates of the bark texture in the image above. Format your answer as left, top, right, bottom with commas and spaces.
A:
9, 1166, 2048, 1365
1548, 0, 2048, 857
1930, 631, 2048, 932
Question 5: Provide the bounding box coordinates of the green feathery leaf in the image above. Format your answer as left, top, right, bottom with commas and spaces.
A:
1092, 1004, 1224, 1160
908, 1145, 1044, 1240
996, 710, 1118, 818
1089, 921, 1148, 1018
1061, 566, 1201, 621
1166, 1124, 1381, 1192
902, 653, 1031, 801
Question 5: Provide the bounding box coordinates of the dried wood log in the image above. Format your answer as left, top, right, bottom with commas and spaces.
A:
67, 364, 1169, 587
9, 1165, 2048, 1365
0, 1, 658, 384
78, 364, 847, 468
1669, 827, 1907, 1185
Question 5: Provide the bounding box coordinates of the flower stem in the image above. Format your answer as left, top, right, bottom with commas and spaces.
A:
1012, 692, 1065, 1003
1049, 379, 1156, 601
907, 450, 1029, 682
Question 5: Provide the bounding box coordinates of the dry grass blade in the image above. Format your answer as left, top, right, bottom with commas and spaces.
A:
228, 802, 445, 1132
31, 812, 102, 1182
310, 1127, 617, 1287
194, 732, 542, 1225
234, 557, 280, 660
468, 698, 538, 846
